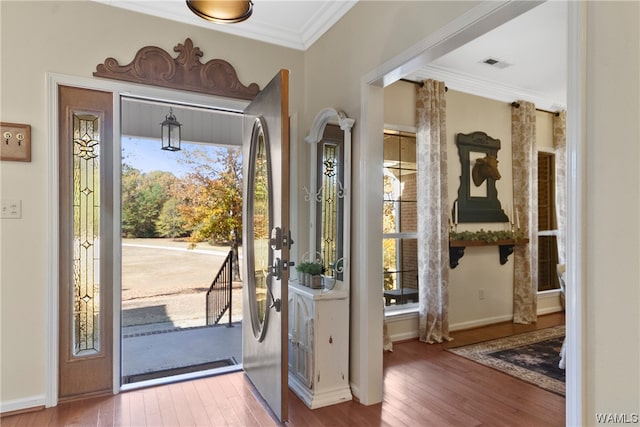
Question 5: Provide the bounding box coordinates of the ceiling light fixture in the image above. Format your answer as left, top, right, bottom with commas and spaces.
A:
186, 0, 253, 24
160, 108, 182, 152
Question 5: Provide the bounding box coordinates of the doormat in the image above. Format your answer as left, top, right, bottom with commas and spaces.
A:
123, 358, 237, 384
446, 326, 565, 396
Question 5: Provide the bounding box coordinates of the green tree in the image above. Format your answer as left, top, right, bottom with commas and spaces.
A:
156, 197, 188, 238
121, 165, 178, 238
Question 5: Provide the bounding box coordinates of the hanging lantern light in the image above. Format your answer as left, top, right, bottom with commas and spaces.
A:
161, 108, 182, 152
186, 0, 253, 24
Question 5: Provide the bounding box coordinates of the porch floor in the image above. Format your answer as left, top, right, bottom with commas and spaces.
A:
122, 320, 242, 381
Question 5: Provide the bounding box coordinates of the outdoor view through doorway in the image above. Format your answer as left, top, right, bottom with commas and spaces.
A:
120, 98, 244, 386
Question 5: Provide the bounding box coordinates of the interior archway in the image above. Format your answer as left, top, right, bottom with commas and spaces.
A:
355, 3, 583, 424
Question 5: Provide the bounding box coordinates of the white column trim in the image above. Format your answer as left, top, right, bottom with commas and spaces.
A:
565, 1, 586, 425
45, 73, 60, 408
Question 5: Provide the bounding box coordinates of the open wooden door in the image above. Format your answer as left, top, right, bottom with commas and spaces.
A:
242, 69, 291, 422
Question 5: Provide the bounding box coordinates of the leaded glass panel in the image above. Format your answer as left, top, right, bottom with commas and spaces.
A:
320, 143, 338, 276
72, 113, 101, 355
315, 125, 344, 280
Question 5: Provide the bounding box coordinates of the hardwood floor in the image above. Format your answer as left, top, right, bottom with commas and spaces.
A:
2, 313, 565, 426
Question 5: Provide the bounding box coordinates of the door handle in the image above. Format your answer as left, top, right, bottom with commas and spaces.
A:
265, 267, 282, 313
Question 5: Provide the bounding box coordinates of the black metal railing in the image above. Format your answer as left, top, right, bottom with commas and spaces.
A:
206, 250, 233, 327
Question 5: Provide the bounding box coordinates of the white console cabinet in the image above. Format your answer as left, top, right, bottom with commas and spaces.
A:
290, 107, 353, 409
288, 280, 351, 409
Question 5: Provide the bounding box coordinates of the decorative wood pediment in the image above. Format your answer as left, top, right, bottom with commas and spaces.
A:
94, 38, 260, 100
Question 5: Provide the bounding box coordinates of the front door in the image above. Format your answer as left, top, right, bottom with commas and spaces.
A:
242, 69, 290, 422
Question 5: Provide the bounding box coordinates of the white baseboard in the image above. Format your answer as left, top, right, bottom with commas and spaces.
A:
349, 383, 360, 402
537, 306, 564, 316
385, 293, 564, 341
450, 314, 514, 332
389, 330, 419, 342
449, 305, 564, 332
1, 395, 45, 415
537, 290, 563, 315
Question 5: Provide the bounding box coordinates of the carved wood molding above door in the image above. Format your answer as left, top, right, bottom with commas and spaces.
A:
94, 38, 260, 100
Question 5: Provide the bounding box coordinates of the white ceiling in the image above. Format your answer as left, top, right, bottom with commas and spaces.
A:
94, 0, 358, 50
100, 0, 567, 112
406, 1, 567, 111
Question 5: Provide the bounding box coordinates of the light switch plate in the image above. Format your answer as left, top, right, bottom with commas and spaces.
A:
1, 199, 22, 219
1, 122, 31, 162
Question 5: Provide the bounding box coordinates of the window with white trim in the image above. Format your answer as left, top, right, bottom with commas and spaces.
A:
538, 150, 560, 291
383, 130, 419, 308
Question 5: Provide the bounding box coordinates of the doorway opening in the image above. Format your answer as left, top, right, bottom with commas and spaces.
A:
119, 97, 244, 386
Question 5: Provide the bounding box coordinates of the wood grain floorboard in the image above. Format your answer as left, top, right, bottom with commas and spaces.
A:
2, 313, 565, 426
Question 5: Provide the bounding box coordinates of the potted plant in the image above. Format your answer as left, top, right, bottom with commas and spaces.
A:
308, 262, 325, 289
295, 262, 312, 286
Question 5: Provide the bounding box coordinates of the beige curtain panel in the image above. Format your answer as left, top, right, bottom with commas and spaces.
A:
416, 79, 451, 343
553, 111, 567, 265
511, 100, 538, 324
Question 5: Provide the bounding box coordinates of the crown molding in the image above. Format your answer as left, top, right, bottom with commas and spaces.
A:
93, 0, 357, 51
411, 64, 566, 112
300, 1, 358, 50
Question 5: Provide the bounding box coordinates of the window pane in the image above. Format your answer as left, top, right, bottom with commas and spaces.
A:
538, 152, 557, 231
383, 133, 400, 167
383, 238, 397, 282
399, 172, 417, 202
399, 135, 416, 170
72, 113, 101, 355
398, 201, 417, 233
383, 130, 418, 306
382, 237, 419, 306
383, 131, 418, 234
383, 200, 396, 233
538, 236, 560, 291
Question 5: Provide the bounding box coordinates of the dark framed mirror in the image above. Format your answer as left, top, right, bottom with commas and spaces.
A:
455, 131, 508, 223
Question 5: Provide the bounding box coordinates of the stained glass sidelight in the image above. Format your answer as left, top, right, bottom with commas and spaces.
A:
72, 113, 101, 355
311, 124, 346, 280
319, 143, 340, 277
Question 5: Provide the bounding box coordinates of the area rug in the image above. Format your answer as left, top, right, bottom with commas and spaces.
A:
447, 326, 565, 396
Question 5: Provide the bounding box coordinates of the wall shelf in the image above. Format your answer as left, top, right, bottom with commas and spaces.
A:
449, 239, 529, 268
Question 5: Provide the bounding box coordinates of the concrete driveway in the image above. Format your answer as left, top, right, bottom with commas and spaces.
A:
122, 238, 243, 329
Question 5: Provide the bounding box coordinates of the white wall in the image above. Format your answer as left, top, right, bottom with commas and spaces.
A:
446, 90, 516, 326
383, 83, 562, 336
584, 1, 639, 419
